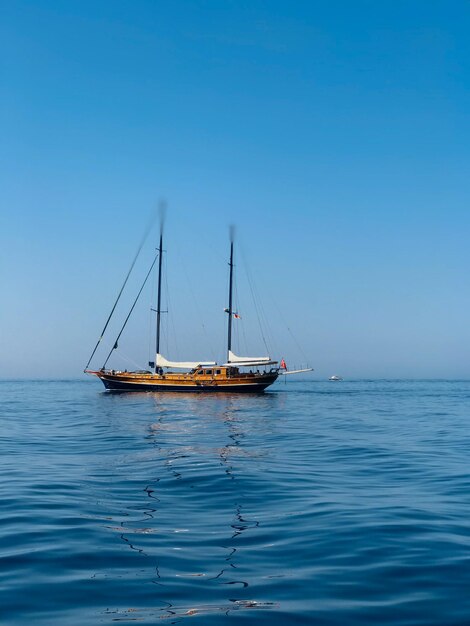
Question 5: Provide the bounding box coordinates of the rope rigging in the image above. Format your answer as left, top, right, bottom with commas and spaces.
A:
164, 255, 180, 361
102, 254, 158, 369
176, 242, 217, 361
84, 212, 157, 370
239, 245, 272, 356
233, 280, 249, 356
116, 349, 147, 372
147, 261, 157, 367
239, 241, 309, 366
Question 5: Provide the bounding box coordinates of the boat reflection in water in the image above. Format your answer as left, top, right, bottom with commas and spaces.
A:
95, 388, 282, 620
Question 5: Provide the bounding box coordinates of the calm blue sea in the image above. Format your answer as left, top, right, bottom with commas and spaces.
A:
1, 380, 470, 625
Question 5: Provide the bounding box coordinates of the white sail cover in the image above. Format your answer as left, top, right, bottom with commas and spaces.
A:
223, 350, 276, 367
156, 354, 216, 369
228, 350, 270, 364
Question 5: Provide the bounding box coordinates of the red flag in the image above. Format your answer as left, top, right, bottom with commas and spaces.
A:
280, 358, 287, 370
233, 313, 241, 319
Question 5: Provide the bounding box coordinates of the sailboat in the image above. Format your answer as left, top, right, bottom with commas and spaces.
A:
85, 224, 312, 392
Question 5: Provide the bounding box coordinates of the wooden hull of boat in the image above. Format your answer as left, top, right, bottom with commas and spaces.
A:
91, 371, 278, 393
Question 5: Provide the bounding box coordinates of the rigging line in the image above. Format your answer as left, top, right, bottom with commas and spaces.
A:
234, 284, 240, 355
266, 284, 309, 363
239, 243, 280, 357
246, 257, 276, 353
163, 267, 171, 357
85, 212, 157, 370
148, 262, 157, 365
257, 285, 278, 356
102, 255, 158, 369
176, 243, 216, 360
240, 308, 249, 358
164, 256, 172, 357
233, 279, 239, 352
234, 280, 248, 356
115, 350, 147, 372
240, 249, 271, 355
164, 256, 179, 360
148, 303, 152, 365
219, 262, 230, 363
283, 316, 310, 363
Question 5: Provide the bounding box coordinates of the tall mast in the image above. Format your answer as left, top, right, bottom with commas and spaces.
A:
155, 229, 163, 372
227, 239, 234, 362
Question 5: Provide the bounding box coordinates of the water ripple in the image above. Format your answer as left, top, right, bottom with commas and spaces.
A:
1, 380, 470, 624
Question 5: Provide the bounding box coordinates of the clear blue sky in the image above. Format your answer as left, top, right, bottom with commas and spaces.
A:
2, 0, 470, 379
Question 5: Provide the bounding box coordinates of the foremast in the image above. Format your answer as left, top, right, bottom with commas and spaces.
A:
227, 237, 234, 363
155, 229, 163, 374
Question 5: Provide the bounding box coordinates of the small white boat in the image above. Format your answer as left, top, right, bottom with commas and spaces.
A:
328, 375, 343, 381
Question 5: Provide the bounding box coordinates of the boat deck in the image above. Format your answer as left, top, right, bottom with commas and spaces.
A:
87, 366, 279, 392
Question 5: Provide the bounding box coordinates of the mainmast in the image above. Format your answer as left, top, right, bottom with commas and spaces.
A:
155, 229, 163, 373
227, 236, 234, 362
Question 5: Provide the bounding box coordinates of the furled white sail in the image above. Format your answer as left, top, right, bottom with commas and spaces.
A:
228, 350, 271, 364
222, 350, 277, 367
156, 354, 216, 369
